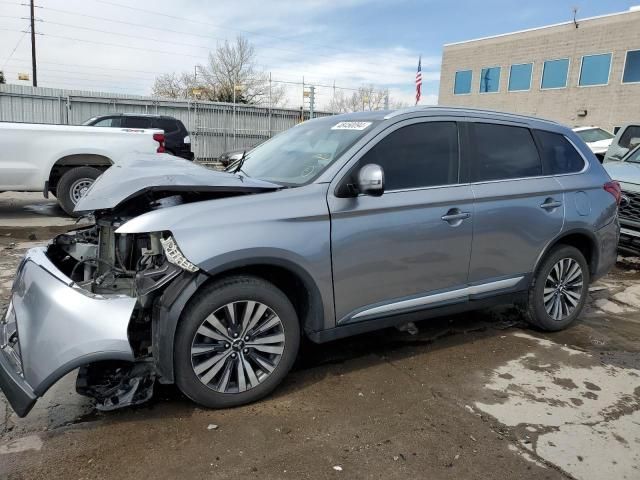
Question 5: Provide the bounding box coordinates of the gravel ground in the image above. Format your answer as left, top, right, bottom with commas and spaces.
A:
1, 237, 639, 480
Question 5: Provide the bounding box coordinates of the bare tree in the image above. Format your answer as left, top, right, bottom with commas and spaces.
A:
197, 36, 285, 106
328, 85, 407, 113
151, 36, 285, 106
151, 72, 186, 99
0, 71, 5, 84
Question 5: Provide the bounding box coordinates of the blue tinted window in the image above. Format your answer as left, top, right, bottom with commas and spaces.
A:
623, 50, 640, 83
454, 70, 472, 95
579, 53, 611, 86
480, 67, 500, 93
508, 63, 533, 91
541, 59, 569, 89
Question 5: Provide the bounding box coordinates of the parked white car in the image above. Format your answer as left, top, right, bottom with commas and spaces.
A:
0, 122, 166, 215
572, 126, 614, 161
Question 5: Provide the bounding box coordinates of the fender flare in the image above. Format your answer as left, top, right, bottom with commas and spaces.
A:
532, 227, 599, 277
153, 257, 326, 383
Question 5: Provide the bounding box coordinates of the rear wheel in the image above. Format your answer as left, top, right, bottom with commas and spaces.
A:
174, 275, 300, 408
56, 166, 102, 216
524, 245, 589, 331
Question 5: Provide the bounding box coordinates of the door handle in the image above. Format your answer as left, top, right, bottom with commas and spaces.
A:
540, 199, 563, 210
441, 210, 471, 223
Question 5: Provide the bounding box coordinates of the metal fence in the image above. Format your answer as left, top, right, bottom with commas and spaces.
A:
0, 84, 332, 160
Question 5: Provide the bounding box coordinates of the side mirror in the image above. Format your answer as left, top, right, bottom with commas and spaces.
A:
357, 164, 385, 196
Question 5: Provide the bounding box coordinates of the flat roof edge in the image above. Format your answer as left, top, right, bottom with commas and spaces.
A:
443, 9, 639, 47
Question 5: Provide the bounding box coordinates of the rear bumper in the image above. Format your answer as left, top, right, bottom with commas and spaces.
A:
592, 218, 620, 281
0, 247, 136, 417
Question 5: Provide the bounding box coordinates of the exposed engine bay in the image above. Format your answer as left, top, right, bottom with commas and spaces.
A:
46, 194, 209, 410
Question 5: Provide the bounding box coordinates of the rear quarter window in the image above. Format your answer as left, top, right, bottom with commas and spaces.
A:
470, 123, 542, 182
534, 130, 585, 175
154, 118, 181, 134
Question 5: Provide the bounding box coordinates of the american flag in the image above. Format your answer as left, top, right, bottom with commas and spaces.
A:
415, 55, 422, 105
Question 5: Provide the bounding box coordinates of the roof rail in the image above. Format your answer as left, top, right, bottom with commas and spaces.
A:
384, 105, 559, 125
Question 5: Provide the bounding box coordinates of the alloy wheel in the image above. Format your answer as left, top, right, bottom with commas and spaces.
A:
543, 258, 584, 321
190, 300, 285, 393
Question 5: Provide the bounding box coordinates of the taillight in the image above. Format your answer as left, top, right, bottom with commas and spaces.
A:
604, 180, 622, 205
153, 133, 165, 153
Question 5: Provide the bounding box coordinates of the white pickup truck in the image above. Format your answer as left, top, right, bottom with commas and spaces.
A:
0, 122, 165, 215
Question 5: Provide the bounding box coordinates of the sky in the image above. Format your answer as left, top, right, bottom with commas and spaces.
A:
0, 0, 638, 109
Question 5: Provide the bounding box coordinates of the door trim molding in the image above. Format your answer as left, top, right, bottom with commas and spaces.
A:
345, 276, 524, 324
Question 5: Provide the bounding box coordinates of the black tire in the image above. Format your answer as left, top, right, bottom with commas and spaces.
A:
56, 166, 102, 216
174, 275, 300, 409
523, 245, 590, 331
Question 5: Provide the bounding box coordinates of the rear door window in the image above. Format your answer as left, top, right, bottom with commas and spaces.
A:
123, 116, 152, 128
470, 123, 542, 182
92, 117, 121, 127
534, 130, 585, 174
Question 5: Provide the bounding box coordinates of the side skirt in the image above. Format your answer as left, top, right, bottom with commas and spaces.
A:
306, 291, 528, 344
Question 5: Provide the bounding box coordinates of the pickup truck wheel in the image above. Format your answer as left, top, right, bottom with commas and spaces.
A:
523, 245, 589, 331
174, 275, 300, 408
56, 166, 102, 216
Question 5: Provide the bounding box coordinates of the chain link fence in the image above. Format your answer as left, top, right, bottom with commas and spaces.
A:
0, 84, 332, 161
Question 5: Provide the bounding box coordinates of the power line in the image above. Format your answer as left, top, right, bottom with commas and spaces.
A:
0, 23, 28, 70
3, 67, 151, 82
5, 57, 170, 76
36, 31, 207, 60
90, 0, 370, 58
34, 2, 407, 76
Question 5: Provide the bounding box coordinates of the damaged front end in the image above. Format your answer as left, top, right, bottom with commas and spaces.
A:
0, 156, 279, 416
49, 218, 185, 412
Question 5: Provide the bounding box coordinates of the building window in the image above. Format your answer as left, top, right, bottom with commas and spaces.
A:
541, 58, 569, 89
454, 70, 472, 95
579, 53, 612, 86
479, 67, 501, 93
623, 50, 640, 83
508, 63, 533, 91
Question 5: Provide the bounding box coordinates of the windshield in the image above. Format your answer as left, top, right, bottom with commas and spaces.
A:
575, 128, 614, 143
231, 117, 379, 185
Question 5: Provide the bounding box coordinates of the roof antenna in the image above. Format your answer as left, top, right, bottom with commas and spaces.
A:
572, 6, 580, 28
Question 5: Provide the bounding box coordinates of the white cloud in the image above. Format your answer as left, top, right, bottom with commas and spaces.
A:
0, 0, 441, 106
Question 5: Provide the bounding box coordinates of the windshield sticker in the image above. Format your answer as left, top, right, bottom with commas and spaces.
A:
331, 121, 372, 131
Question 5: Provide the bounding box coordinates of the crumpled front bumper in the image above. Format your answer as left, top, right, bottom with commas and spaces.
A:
0, 247, 136, 417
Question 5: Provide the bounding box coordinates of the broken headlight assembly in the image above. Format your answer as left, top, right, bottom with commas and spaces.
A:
160, 235, 199, 273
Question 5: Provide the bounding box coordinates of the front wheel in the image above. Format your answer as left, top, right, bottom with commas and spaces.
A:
174, 275, 300, 408
56, 166, 102, 216
523, 245, 590, 331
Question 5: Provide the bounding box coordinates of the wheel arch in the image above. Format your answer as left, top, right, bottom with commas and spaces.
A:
48, 154, 112, 192
533, 229, 598, 277
154, 257, 325, 383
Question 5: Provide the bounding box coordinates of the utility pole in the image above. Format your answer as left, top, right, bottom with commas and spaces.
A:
30, 0, 37, 87
309, 86, 315, 119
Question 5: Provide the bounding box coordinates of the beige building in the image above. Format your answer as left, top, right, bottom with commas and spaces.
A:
438, 8, 640, 132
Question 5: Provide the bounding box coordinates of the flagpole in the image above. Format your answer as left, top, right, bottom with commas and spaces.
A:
415, 54, 422, 106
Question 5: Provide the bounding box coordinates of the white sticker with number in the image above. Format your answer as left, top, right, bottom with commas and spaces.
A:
331, 121, 372, 131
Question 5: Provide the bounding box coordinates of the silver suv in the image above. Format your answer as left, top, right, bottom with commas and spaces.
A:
0, 107, 620, 416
